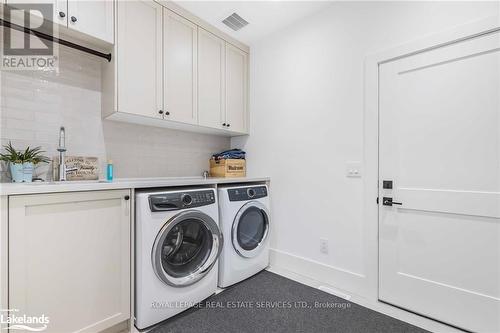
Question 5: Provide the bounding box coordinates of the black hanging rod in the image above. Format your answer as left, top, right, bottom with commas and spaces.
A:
0, 18, 112, 62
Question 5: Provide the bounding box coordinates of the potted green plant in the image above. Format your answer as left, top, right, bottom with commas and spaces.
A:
0, 142, 50, 182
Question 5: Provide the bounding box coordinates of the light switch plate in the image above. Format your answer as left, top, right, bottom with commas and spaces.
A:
320, 238, 329, 254
346, 161, 362, 178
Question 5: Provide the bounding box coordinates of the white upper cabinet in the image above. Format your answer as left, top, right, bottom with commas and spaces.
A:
6, 0, 113, 44
67, 0, 114, 43
117, 0, 162, 118
54, 0, 68, 25
163, 8, 198, 125
5, 0, 67, 26
198, 27, 225, 129
103, 1, 249, 136
225, 43, 248, 134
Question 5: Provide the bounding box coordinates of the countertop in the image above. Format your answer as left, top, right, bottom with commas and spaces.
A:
0, 177, 270, 196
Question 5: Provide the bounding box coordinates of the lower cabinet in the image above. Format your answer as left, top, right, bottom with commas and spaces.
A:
8, 190, 131, 333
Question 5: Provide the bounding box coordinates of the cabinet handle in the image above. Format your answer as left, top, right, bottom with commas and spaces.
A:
227, 124, 230, 128
165, 111, 170, 116
59, 11, 66, 18
71, 16, 77, 23
158, 110, 164, 115
222, 123, 226, 127
124, 195, 130, 201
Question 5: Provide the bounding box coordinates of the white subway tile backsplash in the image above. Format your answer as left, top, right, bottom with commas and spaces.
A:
1, 107, 35, 121
103, 120, 228, 177
2, 85, 35, 101
34, 111, 63, 125
0, 127, 36, 141
1, 46, 229, 182
2, 96, 40, 111
2, 118, 39, 131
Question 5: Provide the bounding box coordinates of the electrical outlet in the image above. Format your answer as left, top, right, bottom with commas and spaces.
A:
320, 238, 329, 254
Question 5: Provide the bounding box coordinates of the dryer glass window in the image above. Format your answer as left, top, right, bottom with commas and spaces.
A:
161, 218, 213, 278
237, 207, 268, 251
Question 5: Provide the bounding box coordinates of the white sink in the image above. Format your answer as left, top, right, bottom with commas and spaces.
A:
25, 180, 109, 185
16, 177, 207, 186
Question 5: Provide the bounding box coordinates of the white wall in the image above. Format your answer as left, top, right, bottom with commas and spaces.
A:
0, 46, 229, 181
233, 1, 499, 302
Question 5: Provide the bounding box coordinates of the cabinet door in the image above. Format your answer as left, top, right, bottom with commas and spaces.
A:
163, 8, 198, 125
225, 43, 248, 134
117, 0, 162, 118
198, 28, 225, 129
9, 190, 131, 333
67, 0, 113, 43
5, 0, 67, 26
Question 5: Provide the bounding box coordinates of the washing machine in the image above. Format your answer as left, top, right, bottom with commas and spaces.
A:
135, 188, 223, 330
218, 184, 270, 288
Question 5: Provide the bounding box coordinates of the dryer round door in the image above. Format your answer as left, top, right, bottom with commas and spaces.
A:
232, 201, 270, 258
152, 210, 223, 287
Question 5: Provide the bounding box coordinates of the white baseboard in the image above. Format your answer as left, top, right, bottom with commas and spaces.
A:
269, 248, 369, 296
268, 249, 464, 333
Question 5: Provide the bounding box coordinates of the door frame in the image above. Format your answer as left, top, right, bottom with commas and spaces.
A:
363, 13, 500, 305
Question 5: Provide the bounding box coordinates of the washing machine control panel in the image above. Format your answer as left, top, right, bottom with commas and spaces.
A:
228, 186, 267, 201
149, 190, 216, 211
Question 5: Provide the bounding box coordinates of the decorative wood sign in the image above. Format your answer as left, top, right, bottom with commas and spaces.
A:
54, 156, 99, 180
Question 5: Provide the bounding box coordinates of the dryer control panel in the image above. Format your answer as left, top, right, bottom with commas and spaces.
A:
149, 190, 215, 211
228, 186, 268, 201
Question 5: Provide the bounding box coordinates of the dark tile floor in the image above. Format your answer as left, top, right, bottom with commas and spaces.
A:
149, 271, 429, 333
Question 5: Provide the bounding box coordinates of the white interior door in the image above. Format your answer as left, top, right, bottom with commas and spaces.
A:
198, 27, 225, 129
117, 0, 162, 118
379, 30, 500, 333
163, 8, 198, 125
67, 0, 113, 43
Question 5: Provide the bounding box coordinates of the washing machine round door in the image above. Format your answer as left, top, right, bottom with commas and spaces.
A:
152, 210, 223, 287
232, 201, 270, 258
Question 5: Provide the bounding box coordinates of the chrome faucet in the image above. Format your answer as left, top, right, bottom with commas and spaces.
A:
57, 126, 77, 181
57, 126, 67, 181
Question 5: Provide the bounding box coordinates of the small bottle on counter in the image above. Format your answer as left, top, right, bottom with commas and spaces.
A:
106, 160, 113, 181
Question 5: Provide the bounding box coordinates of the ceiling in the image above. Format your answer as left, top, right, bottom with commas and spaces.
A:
175, 1, 333, 45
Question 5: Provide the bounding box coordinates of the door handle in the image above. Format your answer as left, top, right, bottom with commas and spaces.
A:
382, 197, 403, 206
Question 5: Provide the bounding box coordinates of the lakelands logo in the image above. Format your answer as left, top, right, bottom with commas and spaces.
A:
1, 3, 59, 70
0, 309, 50, 331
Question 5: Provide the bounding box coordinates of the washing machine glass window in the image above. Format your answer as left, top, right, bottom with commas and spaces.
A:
232, 201, 270, 258
152, 211, 223, 287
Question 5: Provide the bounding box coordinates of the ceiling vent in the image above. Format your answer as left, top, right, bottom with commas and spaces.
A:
222, 13, 249, 31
